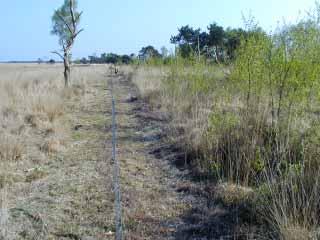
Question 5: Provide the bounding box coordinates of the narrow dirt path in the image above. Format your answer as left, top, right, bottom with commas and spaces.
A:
106, 69, 242, 240
107, 71, 189, 239
1, 66, 244, 240
108, 70, 257, 240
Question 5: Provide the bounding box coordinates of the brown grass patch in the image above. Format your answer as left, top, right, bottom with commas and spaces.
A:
0, 135, 24, 162
214, 183, 254, 206
40, 138, 64, 155
280, 225, 312, 240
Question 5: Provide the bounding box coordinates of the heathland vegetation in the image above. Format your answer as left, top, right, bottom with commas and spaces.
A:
2, 0, 320, 239
132, 4, 320, 239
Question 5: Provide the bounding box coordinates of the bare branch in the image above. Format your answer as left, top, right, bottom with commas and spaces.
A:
51, 51, 64, 61
74, 28, 84, 39
75, 11, 83, 23
70, 0, 77, 30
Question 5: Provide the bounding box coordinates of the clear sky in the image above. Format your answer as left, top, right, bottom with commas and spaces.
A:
0, 0, 316, 61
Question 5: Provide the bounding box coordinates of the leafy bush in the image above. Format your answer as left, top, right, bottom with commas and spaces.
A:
133, 4, 320, 238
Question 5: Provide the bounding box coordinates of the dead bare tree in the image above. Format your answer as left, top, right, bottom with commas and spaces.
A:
51, 0, 83, 87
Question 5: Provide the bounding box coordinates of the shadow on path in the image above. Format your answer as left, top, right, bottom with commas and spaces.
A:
111, 71, 264, 240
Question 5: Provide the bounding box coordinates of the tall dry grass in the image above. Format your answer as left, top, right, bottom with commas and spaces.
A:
0, 63, 104, 239
133, 62, 228, 172
0, 65, 62, 158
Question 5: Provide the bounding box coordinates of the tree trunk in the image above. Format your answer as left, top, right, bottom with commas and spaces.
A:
197, 35, 201, 62
63, 51, 71, 87
214, 46, 220, 64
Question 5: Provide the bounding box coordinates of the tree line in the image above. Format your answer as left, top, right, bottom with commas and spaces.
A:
170, 23, 266, 62
74, 22, 262, 65
89, 23, 263, 64
75, 45, 165, 64
76, 53, 135, 64
50, 0, 263, 87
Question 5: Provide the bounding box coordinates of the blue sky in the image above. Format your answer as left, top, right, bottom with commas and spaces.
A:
0, 0, 316, 61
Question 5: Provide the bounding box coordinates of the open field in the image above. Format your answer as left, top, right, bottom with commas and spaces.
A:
0, 64, 200, 240
4, 0, 320, 239
1, 58, 320, 240
0, 64, 116, 239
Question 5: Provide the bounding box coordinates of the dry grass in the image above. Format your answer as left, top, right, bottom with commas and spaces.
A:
0, 64, 70, 239
0, 64, 67, 157
132, 65, 217, 157
0, 64, 115, 239
280, 225, 311, 240
214, 183, 254, 206
132, 63, 320, 239
132, 67, 164, 108
110, 68, 189, 239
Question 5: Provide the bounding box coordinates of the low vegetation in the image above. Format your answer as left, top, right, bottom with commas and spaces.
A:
2, 1, 320, 239
132, 6, 320, 239
0, 64, 116, 239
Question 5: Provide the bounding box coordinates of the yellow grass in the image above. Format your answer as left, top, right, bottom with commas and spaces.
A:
0, 63, 110, 239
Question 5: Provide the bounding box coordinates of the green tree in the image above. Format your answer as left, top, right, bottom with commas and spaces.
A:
170, 25, 204, 59
170, 25, 200, 45
232, 27, 269, 109
105, 53, 121, 64
121, 55, 132, 64
224, 27, 246, 60
48, 59, 56, 64
51, 0, 83, 87
207, 23, 225, 62
139, 46, 161, 60
80, 57, 88, 64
